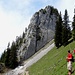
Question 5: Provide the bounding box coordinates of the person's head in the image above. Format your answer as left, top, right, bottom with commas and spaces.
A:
68, 50, 70, 53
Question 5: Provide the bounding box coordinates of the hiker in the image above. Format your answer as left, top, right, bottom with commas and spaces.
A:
73, 48, 75, 54
66, 50, 73, 75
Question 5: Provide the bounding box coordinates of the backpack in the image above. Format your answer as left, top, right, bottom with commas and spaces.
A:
71, 56, 74, 62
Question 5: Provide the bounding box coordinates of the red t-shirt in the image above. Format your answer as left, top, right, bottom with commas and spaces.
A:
67, 53, 72, 62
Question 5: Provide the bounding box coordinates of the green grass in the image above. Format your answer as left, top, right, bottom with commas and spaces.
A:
27, 41, 75, 75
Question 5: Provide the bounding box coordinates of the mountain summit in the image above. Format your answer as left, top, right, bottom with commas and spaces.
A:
17, 5, 59, 62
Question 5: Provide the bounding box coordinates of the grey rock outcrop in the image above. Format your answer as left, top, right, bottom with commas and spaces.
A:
17, 6, 59, 62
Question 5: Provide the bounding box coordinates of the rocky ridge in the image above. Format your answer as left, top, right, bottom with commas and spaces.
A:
17, 5, 59, 62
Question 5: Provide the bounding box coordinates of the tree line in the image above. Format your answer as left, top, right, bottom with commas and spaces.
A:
0, 30, 26, 69
0, 24, 42, 69
54, 9, 75, 48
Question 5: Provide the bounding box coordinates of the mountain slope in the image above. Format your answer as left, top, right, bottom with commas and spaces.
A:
28, 41, 75, 75
2, 40, 54, 75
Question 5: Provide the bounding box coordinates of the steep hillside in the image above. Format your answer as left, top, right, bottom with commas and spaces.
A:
0, 41, 54, 75
28, 41, 75, 75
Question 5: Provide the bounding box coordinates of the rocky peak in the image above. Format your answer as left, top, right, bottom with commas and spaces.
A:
17, 5, 59, 62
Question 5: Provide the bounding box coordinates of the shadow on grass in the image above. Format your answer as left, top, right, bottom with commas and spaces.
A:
72, 69, 75, 74
63, 39, 73, 47
68, 39, 73, 44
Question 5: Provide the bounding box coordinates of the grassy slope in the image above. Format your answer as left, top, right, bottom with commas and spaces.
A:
27, 41, 75, 75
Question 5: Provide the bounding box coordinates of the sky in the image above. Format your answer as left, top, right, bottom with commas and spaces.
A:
0, 0, 75, 56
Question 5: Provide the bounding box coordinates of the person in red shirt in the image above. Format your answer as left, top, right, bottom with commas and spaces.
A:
66, 50, 72, 75
73, 48, 75, 54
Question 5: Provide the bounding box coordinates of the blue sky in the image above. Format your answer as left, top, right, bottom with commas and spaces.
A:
0, 0, 75, 56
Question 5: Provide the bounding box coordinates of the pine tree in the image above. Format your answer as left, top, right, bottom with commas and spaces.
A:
54, 12, 62, 48
62, 9, 71, 46
72, 14, 75, 40
5, 43, 11, 67
9, 41, 18, 69
0, 50, 6, 63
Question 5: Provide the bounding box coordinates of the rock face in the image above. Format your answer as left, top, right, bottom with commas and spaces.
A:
17, 6, 59, 62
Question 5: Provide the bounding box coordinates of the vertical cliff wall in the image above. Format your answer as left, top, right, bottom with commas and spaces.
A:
17, 6, 59, 62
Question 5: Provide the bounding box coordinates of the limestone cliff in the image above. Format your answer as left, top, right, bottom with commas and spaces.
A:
17, 5, 59, 62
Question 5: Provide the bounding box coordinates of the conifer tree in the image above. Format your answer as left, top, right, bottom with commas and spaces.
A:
9, 41, 18, 69
54, 12, 62, 48
72, 14, 75, 40
5, 43, 11, 67
0, 50, 6, 63
62, 9, 71, 46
